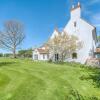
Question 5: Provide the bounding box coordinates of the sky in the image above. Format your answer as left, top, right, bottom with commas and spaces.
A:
0, 0, 100, 53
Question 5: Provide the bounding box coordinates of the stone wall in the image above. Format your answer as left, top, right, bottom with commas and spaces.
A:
86, 58, 100, 67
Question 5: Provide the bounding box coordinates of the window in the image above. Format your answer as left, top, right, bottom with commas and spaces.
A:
96, 54, 100, 58
55, 54, 59, 61
34, 54, 38, 60
72, 52, 77, 59
74, 22, 77, 27
43, 54, 45, 59
47, 54, 49, 59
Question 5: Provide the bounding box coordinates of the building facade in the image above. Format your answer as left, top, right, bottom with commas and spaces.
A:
50, 2, 97, 64
33, 47, 49, 61
33, 2, 98, 64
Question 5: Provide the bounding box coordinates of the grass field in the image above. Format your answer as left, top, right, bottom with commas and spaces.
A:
0, 58, 100, 100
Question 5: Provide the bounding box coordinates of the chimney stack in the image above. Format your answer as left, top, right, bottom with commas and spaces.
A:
78, 2, 81, 7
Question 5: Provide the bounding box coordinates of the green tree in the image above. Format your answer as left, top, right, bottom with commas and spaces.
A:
97, 36, 100, 42
0, 53, 3, 57
18, 49, 32, 58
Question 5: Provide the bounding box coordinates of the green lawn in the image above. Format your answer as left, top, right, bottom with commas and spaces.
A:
0, 58, 100, 100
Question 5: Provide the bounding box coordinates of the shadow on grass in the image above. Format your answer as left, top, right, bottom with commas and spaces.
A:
89, 72, 100, 88
0, 62, 16, 67
65, 89, 99, 100
79, 69, 100, 88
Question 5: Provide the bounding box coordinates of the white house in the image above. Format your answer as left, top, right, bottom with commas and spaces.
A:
33, 2, 98, 64
33, 46, 49, 61
64, 2, 97, 63
50, 2, 97, 64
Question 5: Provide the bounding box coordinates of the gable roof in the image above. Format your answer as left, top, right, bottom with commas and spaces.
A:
37, 48, 49, 54
50, 27, 61, 39
80, 18, 96, 29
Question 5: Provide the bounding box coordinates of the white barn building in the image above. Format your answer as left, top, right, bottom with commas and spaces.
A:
33, 2, 98, 64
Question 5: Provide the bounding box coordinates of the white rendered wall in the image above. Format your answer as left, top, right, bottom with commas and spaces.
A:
33, 50, 49, 61
39, 54, 48, 61
71, 7, 81, 21
32, 50, 39, 60
64, 19, 94, 63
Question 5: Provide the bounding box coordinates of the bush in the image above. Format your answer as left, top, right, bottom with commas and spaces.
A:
66, 89, 99, 100
0, 53, 3, 57
18, 49, 32, 58
48, 59, 52, 63
4, 53, 13, 57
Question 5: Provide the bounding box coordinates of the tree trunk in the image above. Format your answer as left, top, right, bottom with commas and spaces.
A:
61, 54, 64, 62
13, 46, 16, 58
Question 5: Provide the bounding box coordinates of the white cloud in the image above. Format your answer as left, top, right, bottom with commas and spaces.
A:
82, 2, 93, 16
90, 13, 100, 30
81, 1, 100, 32
82, 0, 100, 15
94, 24, 100, 27
92, 13, 100, 21
91, 13, 100, 22
82, 6, 91, 15
89, 0, 100, 5
82, 0, 100, 13
58, 27, 63, 32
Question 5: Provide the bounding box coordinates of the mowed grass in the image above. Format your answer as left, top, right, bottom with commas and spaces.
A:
0, 58, 100, 100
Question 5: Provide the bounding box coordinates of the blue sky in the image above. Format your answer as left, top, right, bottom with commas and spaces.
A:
0, 0, 100, 53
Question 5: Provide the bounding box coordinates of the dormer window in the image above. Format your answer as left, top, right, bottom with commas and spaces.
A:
74, 22, 77, 27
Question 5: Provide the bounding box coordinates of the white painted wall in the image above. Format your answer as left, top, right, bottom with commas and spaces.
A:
71, 7, 81, 21
39, 54, 48, 61
33, 49, 49, 61
32, 49, 39, 60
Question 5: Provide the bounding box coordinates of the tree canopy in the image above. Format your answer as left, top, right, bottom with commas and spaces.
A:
47, 31, 83, 62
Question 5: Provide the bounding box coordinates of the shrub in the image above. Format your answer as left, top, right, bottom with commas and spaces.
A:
48, 59, 52, 63
0, 53, 3, 57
